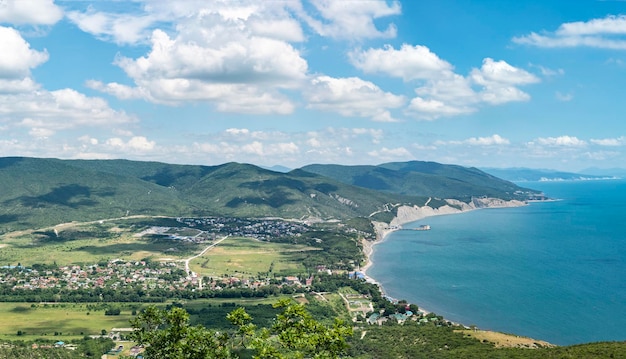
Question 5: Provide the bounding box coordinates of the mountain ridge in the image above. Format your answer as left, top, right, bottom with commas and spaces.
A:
0, 157, 541, 232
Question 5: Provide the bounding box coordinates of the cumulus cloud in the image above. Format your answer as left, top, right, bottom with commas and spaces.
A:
0, 26, 49, 79
295, 0, 401, 40
367, 146, 412, 160
1, 89, 136, 137
513, 15, 626, 49
91, 6, 309, 113
106, 136, 156, 152
0, 0, 63, 25
534, 136, 587, 147
66, 10, 157, 45
350, 44, 453, 81
434, 134, 510, 146
351, 44, 539, 120
591, 136, 625, 146
305, 76, 405, 122
466, 134, 510, 146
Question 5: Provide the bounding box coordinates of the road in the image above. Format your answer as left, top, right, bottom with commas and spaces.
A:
182, 235, 229, 289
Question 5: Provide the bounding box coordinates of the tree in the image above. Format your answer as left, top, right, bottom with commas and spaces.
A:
250, 299, 352, 359
129, 306, 232, 359
226, 307, 256, 347
130, 301, 353, 359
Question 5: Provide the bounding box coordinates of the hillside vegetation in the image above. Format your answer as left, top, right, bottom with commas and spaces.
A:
0, 157, 435, 231
301, 161, 541, 201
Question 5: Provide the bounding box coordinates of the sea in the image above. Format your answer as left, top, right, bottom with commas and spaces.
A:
366, 179, 626, 345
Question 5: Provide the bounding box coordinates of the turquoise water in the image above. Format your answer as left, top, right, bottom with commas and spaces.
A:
366, 180, 626, 345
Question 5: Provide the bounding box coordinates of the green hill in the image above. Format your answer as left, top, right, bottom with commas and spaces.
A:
0, 157, 431, 231
300, 161, 541, 201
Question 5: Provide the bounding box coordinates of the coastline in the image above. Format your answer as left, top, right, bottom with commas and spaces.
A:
359, 197, 529, 315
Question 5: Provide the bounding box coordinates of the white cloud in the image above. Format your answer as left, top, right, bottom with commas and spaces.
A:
408, 97, 475, 119
106, 136, 156, 152
0, 89, 136, 135
85, 80, 147, 100
28, 127, 54, 139
513, 15, 626, 49
349, 44, 453, 81
93, 9, 308, 113
66, 10, 157, 45
591, 136, 625, 146
296, 0, 401, 40
353, 44, 539, 120
434, 134, 510, 146
225, 128, 250, 136
0, 29, 130, 139
0, 0, 63, 25
534, 136, 587, 147
470, 58, 539, 104
193, 140, 299, 158
466, 134, 510, 146
367, 146, 412, 159
306, 76, 405, 121
0, 26, 48, 79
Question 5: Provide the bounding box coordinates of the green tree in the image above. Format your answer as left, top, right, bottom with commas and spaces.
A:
129, 306, 232, 359
226, 307, 256, 347
130, 301, 352, 359
253, 299, 352, 359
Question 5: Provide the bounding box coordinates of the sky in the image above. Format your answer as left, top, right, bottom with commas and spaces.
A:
1, 0, 626, 172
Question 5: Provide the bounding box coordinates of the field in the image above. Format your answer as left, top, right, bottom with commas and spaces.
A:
0, 302, 135, 341
190, 236, 322, 278
0, 296, 300, 342
0, 219, 203, 266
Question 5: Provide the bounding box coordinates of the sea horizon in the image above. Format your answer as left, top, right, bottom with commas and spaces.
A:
366, 179, 626, 346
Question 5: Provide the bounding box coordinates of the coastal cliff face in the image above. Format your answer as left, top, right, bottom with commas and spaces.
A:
388, 198, 526, 228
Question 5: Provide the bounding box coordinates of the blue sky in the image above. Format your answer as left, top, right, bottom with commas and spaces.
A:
1, 0, 626, 171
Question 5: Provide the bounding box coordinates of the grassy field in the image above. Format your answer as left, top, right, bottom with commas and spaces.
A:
0, 303, 135, 341
0, 220, 202, 266
0, 296, 308, 342
190, 236, 321, 278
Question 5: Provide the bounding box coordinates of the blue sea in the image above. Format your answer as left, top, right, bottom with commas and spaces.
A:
366, 180, 626, 345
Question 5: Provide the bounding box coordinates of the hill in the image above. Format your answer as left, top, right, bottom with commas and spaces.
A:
0, 157, 431, 231
300, 161, 541, 201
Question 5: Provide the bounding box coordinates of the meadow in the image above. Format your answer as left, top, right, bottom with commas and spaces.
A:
190, 236, 322, 278
0, 302, 135, 341
0, 220, 202, 266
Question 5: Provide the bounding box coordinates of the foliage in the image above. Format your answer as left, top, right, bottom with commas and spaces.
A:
349, 322, 626, 359
130, 300, 353, 359
0, 157, 433, 231
300, 162, 540, 202
129, 306, 232, 359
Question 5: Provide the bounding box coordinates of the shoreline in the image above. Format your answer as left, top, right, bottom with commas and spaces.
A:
359, 197, 530, 317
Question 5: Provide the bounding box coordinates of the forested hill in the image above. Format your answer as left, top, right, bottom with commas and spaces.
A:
0, 157, 432, 231
300, 161, 541, 201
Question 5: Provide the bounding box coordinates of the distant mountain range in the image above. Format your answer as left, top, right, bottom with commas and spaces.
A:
0, 157, 541, 232
481, 167, 621, 182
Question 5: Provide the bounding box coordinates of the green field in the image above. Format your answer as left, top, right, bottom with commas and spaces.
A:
0, 303, 135, 341
0, 220, 202, 266
190, 236, 322, 278
0, 296, 301, 342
